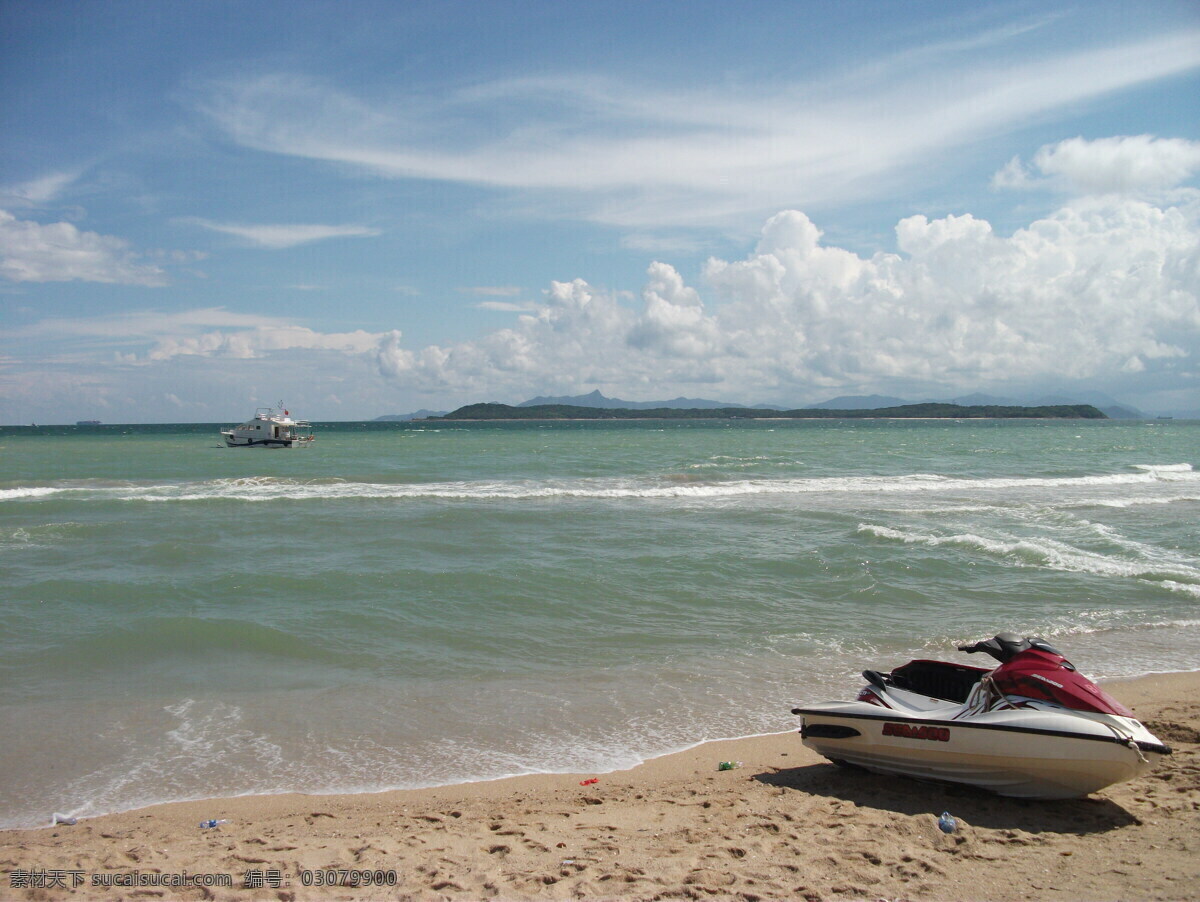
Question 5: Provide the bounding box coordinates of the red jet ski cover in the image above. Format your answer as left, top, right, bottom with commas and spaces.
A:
989, 648, 1134, 716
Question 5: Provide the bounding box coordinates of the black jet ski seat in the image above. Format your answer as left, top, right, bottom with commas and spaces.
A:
883, 660, 989, 703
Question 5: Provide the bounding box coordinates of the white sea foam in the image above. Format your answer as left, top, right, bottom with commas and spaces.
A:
0, 486, 60, 500
1160, 581, 1200, 599
21, 461, 1188, 505
0, 523, 80, 549
1086, 521, 1198, 565
858, 523, 1200, 591
50, 699, 289, 828
1085, 493, 1200, 508
2, 459, 1196, 507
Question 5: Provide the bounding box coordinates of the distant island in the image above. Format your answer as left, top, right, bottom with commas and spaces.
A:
376, 389, 1153, 421
433, 402, 1107, 420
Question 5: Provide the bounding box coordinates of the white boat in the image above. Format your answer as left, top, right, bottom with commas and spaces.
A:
221, 406, 314, 448
793, 633, 1171, 799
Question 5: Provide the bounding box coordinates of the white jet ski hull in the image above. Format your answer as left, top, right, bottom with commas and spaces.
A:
797, 700, 1168, 799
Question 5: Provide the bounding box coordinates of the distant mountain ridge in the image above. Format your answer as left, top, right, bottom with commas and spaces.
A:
513, 390, 1143, 418
808, 394, 907, 410
516, 389, 778, 410
375, 409, 448, 421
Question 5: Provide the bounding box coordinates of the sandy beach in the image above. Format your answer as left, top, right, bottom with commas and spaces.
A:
3, 671, 1198, 901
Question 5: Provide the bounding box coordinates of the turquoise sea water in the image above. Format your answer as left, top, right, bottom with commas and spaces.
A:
1, 418, 1198, 828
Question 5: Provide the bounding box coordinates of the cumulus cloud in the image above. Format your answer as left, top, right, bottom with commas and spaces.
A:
995, 135, 1200, 195
628, 262, 718, 359
182, 218, 381, 248
372, 196, 1200, 401
0, 210, 167, 285
375, 279, 642, 392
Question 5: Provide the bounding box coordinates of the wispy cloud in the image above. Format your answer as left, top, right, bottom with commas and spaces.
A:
0, 170, 81, 207
6, 306, 384, 363
195, 28, 1200, 230
9, 307, 295, 342
137, 323, 382, 363
182, 217, 381, 248
460, 285, 522, 297
475, 300, 536, 312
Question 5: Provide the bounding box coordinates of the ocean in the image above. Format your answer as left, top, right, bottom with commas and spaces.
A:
1, 417, 1197, 829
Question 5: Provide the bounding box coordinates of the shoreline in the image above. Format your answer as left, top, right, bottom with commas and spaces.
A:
12, 669, 1195, 835
3, 671, 1198, 900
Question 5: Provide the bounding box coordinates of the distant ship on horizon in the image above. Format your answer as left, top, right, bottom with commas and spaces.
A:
75, 419, 102, 426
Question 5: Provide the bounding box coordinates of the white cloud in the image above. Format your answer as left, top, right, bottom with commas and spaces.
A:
461, 285, 522, 297
375, 278, 642, 392
183, 218, 381, 248
0, 210, 168, 285
0, 171, 80, 206
375, 330, 410, 379
372, 195, 1200, 401
8, 306, 385, 364
476, 300, 536, 312
2, 303, 407, 422
991, 155, 1033, 190
13, 307, 290, 341
619, 232, 710, 254
628, 262, 718, 359
463, 286, 532, 311
141, 324, 382, 362
995, 135, 1200, 195
195, 28, 1200, 229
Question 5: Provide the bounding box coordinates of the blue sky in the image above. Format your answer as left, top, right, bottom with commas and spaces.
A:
3, 0, 1200, 422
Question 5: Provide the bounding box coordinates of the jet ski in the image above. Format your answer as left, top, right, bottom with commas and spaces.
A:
792, 633, 1171, 799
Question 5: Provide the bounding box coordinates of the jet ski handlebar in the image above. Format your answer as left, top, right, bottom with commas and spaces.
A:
957, 632, 1062, 663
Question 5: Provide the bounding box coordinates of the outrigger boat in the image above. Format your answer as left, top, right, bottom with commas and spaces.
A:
793, 633, 1171, 799
221, 406, 314, 448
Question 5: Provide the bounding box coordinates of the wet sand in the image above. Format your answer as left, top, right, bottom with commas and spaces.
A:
2, 671, 1198, 900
